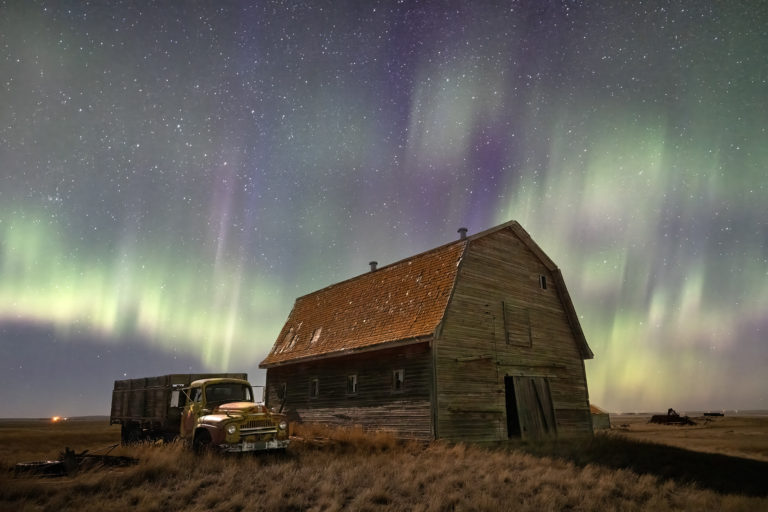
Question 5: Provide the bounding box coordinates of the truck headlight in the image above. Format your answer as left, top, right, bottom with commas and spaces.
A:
226, 424, 238, 435
278, 421, 287, 430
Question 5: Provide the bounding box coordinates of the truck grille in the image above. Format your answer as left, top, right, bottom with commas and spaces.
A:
241, 418, 272, 429
240, 417, 277, 437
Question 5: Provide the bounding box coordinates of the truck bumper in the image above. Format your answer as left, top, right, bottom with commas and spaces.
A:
220, 439, 289, 453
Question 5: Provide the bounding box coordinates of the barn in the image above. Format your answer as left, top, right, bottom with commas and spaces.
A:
259, 221, 594, 442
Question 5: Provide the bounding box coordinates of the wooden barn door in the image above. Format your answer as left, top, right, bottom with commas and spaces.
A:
505, 376, 556, 439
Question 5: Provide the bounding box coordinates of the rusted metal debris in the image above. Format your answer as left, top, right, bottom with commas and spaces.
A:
14, 445, 138, 478
649, 408, 696, 426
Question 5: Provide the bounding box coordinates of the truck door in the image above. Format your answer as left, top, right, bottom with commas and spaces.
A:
181, 387, 201, 438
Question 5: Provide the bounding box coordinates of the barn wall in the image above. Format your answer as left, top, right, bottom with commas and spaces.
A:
435, 227, 592, 441
265, 343, 433, 440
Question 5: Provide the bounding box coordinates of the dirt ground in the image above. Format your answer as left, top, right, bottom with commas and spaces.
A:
607, 414, 768, 462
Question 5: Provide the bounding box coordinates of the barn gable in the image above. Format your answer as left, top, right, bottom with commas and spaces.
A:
456, 221, 592, 359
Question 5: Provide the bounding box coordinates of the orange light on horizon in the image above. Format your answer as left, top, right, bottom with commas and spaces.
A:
51, 416, 61, 422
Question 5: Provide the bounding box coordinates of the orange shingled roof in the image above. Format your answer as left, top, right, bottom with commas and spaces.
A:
260, 240, 467, 367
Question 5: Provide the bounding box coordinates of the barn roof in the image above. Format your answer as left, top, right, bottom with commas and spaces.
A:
260, 238, 466, 367
260, 221, 592, 368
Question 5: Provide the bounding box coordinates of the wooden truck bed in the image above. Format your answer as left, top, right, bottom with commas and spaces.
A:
110, 373, 248, 423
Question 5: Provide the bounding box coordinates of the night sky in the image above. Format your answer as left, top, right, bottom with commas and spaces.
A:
1, 1, 766, 417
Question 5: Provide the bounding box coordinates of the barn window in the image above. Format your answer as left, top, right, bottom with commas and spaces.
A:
539, 275, 547, 290
392, 369, 404, 392
502, 302, 533, 347
346, 374, 358, 395
278, 382, 287, 400
309, 378, 319, 399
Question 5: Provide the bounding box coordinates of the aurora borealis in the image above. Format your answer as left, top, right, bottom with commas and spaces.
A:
1, 1, 766, 417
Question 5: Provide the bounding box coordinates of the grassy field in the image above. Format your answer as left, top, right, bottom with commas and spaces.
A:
1, 417, 767, 511
609, 414, 768, 462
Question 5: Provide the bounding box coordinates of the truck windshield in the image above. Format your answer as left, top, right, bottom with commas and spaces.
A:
204, 383, 253, 405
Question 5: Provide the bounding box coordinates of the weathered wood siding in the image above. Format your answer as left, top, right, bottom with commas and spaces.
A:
265, 343, 433, 440
435, 227, 592, 441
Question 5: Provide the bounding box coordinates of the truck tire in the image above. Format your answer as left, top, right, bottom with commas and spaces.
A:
192, 430, 212, 453
121, 423, 142, 445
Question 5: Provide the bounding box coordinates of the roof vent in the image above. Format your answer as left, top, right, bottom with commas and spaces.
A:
457, 227, 468, 240
369, 261, 378, 272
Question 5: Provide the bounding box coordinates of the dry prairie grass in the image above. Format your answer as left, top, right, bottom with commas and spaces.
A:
609, 415, 768, 462
2, 419, 767, 511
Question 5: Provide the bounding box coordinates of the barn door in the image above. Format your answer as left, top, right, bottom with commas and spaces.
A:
505, 376, 556, 439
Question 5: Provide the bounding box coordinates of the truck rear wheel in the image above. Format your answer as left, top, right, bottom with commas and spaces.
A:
121, 424, 142, 445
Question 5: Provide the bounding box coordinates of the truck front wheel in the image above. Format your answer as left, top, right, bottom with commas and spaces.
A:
192, 430, 212, 453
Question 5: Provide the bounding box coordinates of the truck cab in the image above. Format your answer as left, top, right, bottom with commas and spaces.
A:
181, 378, 289, 452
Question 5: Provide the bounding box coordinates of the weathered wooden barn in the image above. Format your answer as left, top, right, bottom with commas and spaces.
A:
259, 221, 594, 441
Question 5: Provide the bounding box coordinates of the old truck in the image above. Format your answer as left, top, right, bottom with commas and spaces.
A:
110, 373, 289, 452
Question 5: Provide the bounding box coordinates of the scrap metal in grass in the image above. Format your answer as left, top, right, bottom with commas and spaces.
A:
14, 445, 138, 478
649, 408, 696, 426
